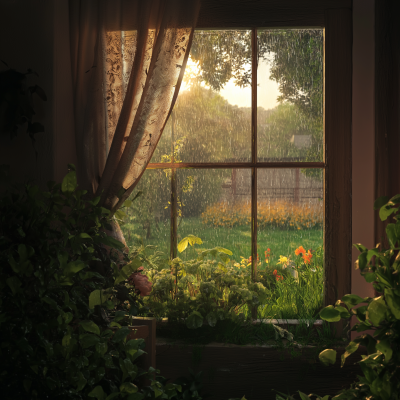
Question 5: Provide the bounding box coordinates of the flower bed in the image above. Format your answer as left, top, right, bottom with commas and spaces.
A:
132, 236, 325, 338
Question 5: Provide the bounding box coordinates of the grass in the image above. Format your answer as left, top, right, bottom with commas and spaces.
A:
123, 216, 323, 265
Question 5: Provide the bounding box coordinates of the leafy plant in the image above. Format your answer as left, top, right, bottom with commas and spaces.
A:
274, 392, 330, 400
317, 194, 400, 399
139, 236, 325, 330
0, 165, 161, 398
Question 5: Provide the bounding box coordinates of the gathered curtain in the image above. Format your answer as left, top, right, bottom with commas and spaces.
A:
69, 0, 200, 242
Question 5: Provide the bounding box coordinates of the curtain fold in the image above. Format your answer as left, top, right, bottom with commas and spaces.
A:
69, 0, 200, 213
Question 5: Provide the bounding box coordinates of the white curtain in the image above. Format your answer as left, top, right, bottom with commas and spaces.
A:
69, 0, 200, 211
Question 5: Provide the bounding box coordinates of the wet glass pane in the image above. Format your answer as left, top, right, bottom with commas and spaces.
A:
255, 168, 324, 319
176, 169, 251, 262
152, 30, 252, 163
120, 169, 171, 264
257, 29, 324, 162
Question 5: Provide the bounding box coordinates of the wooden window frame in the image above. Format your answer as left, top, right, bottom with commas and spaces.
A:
147, 0, 352, 310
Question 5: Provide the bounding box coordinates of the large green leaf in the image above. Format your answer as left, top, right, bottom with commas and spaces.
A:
319, 305, 341, 322
64, 260, 85, 276
341, 341, 360, 367
88, 385, 106, 400
386, 223, 400, 248
367, 296, 388, 327
319, 349, 337, 366
177, 235, 203, 253
80, 320, 100, 336
120, 382, 138, 394
214, 246, 233, 255
61, 170, 77, 193
376, 339, 393, 362
384, 288, 400, 319
379, 205, 396, 221
373, 195, 389, 210
89, 289, 111, 309
341, 294, 365, 309
186, 311, 203, 329
114, 259, 142, 285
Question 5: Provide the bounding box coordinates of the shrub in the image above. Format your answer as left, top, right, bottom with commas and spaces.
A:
201, 200, 323, 230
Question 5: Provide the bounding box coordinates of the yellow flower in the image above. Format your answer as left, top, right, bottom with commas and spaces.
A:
277, 255, 289, 268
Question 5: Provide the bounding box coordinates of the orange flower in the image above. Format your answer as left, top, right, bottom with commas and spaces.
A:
273, 269, 278, 276
302, 250, 313, 265
295, 246, 306, 256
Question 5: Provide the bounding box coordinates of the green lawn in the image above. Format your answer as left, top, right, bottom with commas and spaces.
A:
123, 217, 323, 266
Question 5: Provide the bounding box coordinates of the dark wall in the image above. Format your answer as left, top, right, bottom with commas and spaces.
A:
375, 0, 400, 245
0, 0, 54, 188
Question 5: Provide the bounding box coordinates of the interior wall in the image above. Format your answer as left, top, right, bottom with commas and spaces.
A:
0, 0, 54, 189
53, 0, 77, 183
351, 0, 376, 335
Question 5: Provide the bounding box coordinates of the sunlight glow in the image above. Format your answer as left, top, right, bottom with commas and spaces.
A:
181, 56, 280, 110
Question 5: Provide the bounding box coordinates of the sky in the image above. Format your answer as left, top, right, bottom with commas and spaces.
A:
181, 56, 281, 111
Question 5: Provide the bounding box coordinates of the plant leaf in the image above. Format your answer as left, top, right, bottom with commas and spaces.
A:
319, 305, 341, 322
341, 341, 360, 367
80, 320, 100, 336
373, 195, 389, 210
61, 170, 77, 193
367, 296, 388, 327
120, 382, 138, 394
319, 349, 337, 366
88, 385, 106, 400
186, 311, 203, 329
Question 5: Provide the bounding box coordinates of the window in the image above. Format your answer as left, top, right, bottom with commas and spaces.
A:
122, 2, 352, 315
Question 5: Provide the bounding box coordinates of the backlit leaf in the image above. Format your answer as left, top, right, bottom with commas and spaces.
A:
319, 305, 341, 322
367, 296, 388, 327
61, 170, 77, 193
319, 349, 336, 366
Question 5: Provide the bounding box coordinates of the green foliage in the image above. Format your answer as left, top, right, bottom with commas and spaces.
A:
274, 392, 330, 400
189, 29, 323, 171
318, 194, 400, 399
0, 166, 160, 399
173, 369, 207, 400
141, 237, 267, 326
140, 236, 324, 328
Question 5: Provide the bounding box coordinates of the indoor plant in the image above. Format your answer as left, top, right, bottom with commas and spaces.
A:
318, 194, 400, 400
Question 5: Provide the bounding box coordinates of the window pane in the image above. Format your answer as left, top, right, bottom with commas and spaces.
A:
121, 169, 171, 263
176, 169, 251, 262
256, 168, 324, 319
152, 30, 252, 164
257, 29, 324, 162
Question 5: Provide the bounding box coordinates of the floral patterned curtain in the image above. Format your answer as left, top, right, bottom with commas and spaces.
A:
69, 0, 200, 214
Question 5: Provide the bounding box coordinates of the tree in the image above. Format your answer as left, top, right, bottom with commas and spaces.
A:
189, 29, 324, 170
